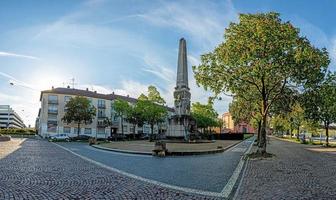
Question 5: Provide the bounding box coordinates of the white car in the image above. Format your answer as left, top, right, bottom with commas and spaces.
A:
50, 134, 70, 141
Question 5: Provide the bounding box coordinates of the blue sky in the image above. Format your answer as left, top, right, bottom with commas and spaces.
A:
0, 0, 335, 127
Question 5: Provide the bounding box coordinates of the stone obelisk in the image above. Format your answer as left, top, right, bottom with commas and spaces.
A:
174, 38, 191, 116
167, 38, 195, 139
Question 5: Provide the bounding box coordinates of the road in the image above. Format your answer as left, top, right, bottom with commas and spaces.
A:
0, 137, 254, 199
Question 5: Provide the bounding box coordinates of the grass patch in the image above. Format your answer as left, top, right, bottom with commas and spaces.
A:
246, 152, 275, 160
244, 134, 254, 140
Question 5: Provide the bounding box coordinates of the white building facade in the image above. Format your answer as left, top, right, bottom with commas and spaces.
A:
37, 87, 173, 139
0, 105, 25, 129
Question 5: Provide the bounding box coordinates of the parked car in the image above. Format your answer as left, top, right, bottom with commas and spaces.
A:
50, 134, 70, 141
70, 135, 91, 141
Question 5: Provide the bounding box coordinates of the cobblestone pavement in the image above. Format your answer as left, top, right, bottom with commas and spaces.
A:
235, 137, 336, 200
58, 138, 254, 193
0, 139, 222, 200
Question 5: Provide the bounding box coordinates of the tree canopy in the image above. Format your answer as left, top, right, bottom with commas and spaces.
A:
303, 71, 336, 146
62, 96, 96, 136
191, 101, 219, 133
193, 12, 329, 154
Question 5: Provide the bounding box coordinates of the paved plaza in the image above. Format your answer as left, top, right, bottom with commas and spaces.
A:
0, 138, 253, 199
235, 137, 336, 199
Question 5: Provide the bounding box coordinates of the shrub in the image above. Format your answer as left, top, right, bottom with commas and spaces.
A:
0, 128, 36, 135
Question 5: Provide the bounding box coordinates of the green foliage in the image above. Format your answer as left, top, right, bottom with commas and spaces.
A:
62, 96, 96, 136
0, 128, 36, 135
191, 102, 218, 131
147, 85, 166, 105
303, 71, 336, 145
113, 99, 131, 135
193, 12, 329, 153
136, 86, 168, 136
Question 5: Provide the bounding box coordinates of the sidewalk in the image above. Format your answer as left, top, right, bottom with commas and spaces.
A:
235, 137, 336, 199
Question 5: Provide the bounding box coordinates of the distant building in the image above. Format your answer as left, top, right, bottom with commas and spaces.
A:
0, 105, 25, 129
37, 87, 174, 138
221, 112, 255, 134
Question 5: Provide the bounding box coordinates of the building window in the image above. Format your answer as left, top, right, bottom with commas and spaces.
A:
47, 121, 57, 132
48, 104, 58, 114
98, 99, 105, 108
48, 114, 57, 120
97, 128, 105, 134
48, 95, 58, 104
123, 125, 128, 133
113, 114, 119, 121
130, 126, 135, 134
84, 128, 92, 135
63, 127, 71, 134
74, 128, 81, 135
64, 96, 71, 103
98, 109, 106, 118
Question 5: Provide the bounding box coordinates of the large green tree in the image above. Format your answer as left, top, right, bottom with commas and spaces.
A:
138, 86, 168, 139
303, 71, 336, 146
193, 12, 329, 154
62, 96, 96, 137
113, 99, 130, 136
191, 101, 218, 133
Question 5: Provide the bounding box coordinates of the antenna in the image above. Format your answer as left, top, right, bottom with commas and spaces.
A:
65, 77, 78, 89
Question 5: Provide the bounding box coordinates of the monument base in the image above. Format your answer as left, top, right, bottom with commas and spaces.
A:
166, 115, 197, 140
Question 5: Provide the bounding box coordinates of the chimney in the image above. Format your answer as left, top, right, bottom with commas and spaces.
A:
112, 92, 114, 95
94, 91, 97, 93
86, 88, 89, 91
127, 94, 129, 97
51, 86, 54, 89
67, 85, 70, 89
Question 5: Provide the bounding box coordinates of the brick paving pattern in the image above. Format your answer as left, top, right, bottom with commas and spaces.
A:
0, 139, 221, 200
236, 137, 336, 200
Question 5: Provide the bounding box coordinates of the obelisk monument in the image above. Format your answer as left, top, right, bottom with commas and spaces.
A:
167, 38, 195, 139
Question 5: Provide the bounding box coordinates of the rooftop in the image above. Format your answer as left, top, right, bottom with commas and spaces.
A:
40, 87, 175, 112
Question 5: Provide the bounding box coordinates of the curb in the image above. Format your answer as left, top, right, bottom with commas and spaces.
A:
221, 136, 255, 198
92, 140, 243, 156
168, 141, 238, 156
91, 145, 153, 155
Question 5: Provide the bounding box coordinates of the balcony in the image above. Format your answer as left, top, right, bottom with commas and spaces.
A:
48, 100, 58, 104
97, 114, 106, 119
48, 109, 58, 114
111, 121, 119, 127
97, 120, 108, 127
97, 104, 106, 109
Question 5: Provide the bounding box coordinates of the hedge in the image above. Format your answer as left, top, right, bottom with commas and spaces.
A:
0, 128, 36, 135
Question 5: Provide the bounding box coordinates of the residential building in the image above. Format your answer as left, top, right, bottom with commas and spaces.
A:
37, 87, 174, 138
0, 105, 25, 129
221, 112, 256, 134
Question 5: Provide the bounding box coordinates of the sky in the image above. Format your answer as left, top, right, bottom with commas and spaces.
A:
0, 0, 335, 127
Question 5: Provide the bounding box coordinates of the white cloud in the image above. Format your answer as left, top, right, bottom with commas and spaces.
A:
137, 0, 237, 49
0, 51, 40, 60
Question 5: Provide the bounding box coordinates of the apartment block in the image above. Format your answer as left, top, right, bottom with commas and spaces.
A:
0, 105, 25, 129
37, 87, 174, 138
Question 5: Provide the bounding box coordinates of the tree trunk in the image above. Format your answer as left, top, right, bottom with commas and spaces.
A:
326, 126, 329, 147
296, 126, 300, 140
257, 120, 261, 145
150, 123, 154, 141
133, 124, 136, 140
77, 122, 80, 137
290, 128, 293, 138
121, 117, 124, 136
257, 115, 267, 154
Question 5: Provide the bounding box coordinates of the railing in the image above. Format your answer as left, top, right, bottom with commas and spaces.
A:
97, 104, 106, 109
48, 100, 58, 104
48, 109, 58, 114
97, 114, 106, 118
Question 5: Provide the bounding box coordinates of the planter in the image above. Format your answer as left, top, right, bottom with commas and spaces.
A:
0, 135, 11, 142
